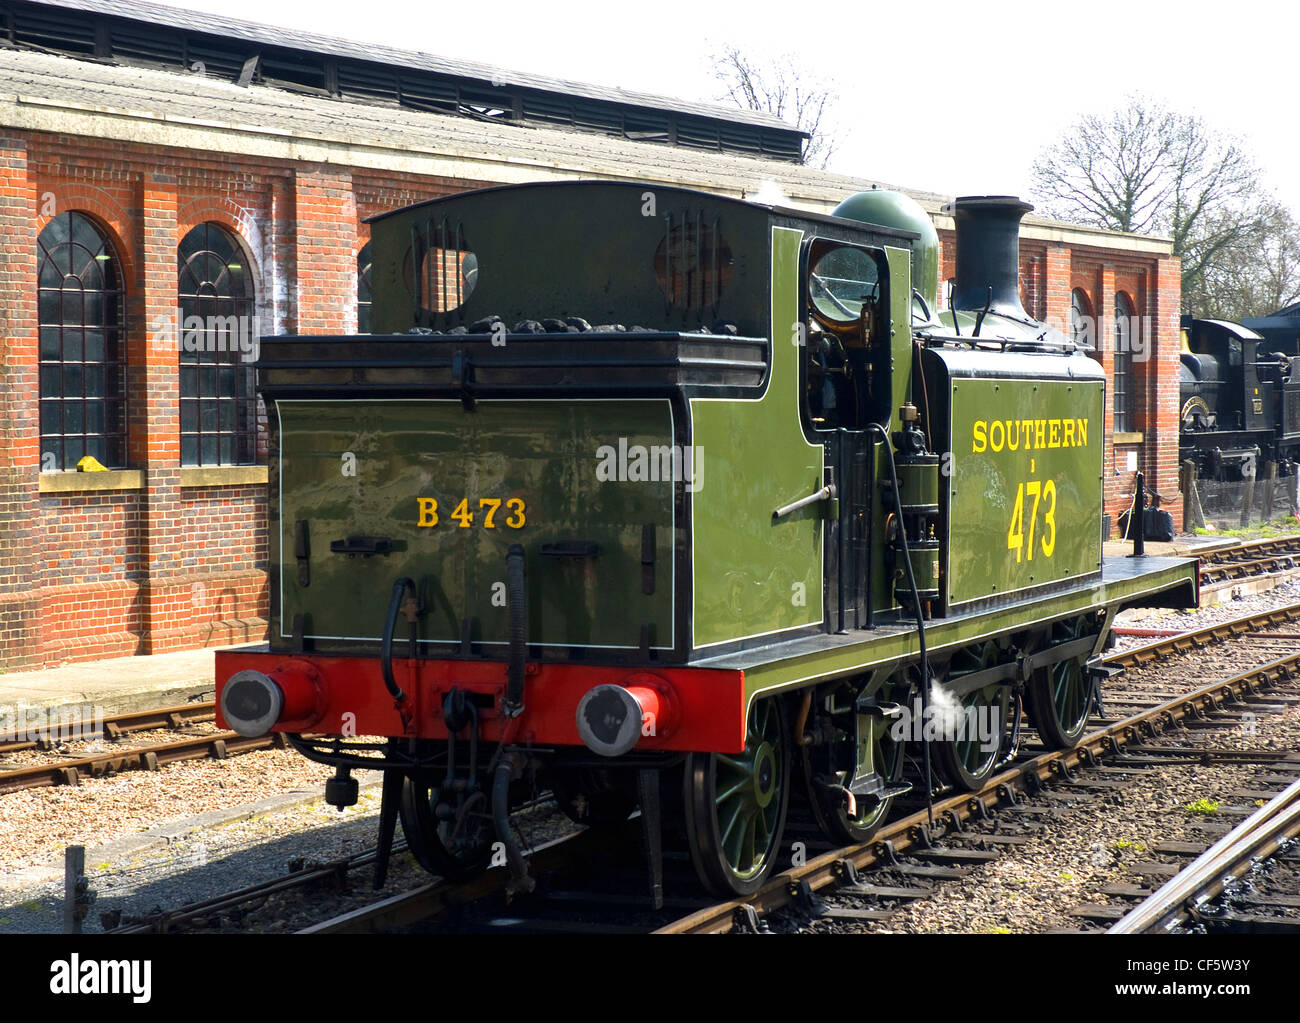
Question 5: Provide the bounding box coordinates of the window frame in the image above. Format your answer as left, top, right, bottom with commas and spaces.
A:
1113, 291, 1136, 434
177, 221, 260, 467
37, 211, 128, 472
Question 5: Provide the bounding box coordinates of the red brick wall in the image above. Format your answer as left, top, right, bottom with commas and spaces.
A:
0, 130, 495, 669
38, 491, 142, 659
0, 135, 41, 668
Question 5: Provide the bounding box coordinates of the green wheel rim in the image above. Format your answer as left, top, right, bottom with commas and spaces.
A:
685, 697, 790, 896
954, 685, 1002, 777
1050, 653, 1089, 735
935, 642, 1010, 791
853, 716, 901, 830
1030, 616, 1093, 748
713, 699, 783, 879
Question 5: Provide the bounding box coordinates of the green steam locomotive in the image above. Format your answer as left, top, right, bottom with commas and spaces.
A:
216, 181, 1198, 898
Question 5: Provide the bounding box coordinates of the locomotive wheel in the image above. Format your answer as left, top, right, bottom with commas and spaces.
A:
803, 675, 910, 845
683, 696, 790, 897
549, 765, 638, 828
1027, 616, 1094, 749
933, 642, 1011, 791
398, 773, 494, 880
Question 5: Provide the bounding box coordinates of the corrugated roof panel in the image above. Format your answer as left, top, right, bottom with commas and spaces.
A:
523, 93, 574, 127
676, 117, 723, 152
259, 46, 328, 95
573, 104, 622, 134
398, 72, 457, 115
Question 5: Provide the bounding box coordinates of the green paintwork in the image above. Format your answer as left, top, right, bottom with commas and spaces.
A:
264, 180, 1199, 710
367, 181, 772, 338
689, 227, 823, 648
832, 191, 939, 314
947, 378, 1103, 605
276, 399, 675, 648
863, 245, 917, 617
733, 556, 1198, 707
896, 459, 940, 508
885, 245, 913, 423
900, 542, 941, 600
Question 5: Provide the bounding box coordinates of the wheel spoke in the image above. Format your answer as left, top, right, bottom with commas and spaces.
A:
716, 776, 749, 804
719, 795, 744, 846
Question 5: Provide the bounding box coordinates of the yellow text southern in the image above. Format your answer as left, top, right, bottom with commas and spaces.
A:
972, 418, 1088, 454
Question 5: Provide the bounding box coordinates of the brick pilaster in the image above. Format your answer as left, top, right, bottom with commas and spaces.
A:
293, 168, 356, 332
134, 173, 187, 652
1151, 254, 1184, 528
1043, 243, 1071, 339
0, 136, 40, 669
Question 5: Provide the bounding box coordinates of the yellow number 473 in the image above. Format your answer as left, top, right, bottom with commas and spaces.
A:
1007, 478, 1057, 563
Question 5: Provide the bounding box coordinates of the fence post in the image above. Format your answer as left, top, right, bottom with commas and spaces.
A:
64, 845, 86, 934
1264, 460, 1277, 522
1240, 461, 1256, 528
1180, 459, 1206, 532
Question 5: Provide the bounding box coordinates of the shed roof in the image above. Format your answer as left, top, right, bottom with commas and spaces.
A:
3, 0, 806, 160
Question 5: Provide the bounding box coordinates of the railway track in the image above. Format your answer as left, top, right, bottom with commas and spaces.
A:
1069, 773, 1300, 934
0, 714, 279, 794
0, 700, 216, 755
1197, 534, 1300, 602
65, 598, 1300, 934
233, 602, 1298, 935
659, 637, 1300, 934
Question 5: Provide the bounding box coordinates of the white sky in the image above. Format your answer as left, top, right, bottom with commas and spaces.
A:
148, 0, 1299, 218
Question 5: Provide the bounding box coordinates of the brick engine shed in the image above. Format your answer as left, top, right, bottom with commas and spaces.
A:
0, 0, 1183, 668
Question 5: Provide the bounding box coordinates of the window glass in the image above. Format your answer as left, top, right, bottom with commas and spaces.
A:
1113, 292, 1135, 433
37, 212, 126, 471
178, 222, 259, 466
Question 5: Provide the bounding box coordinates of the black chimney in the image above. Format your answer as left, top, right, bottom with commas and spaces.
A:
951, 196, 1033, 321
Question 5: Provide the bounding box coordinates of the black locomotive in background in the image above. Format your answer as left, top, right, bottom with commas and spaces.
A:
1180, 306, 1300, 480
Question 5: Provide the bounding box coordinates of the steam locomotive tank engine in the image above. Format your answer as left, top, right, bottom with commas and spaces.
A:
214, 181, 1198, 900
1180, 317, 1300, 479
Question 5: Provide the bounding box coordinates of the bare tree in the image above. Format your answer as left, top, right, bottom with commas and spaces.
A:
1186, 201, 1300, 319
710, 46, 840, 168
1030, 97, 1279, 313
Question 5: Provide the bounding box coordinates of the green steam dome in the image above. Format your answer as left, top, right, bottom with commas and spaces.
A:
832, 189, 939, 317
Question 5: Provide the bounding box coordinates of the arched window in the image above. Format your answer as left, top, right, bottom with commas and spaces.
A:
178, 222, 258, 466
357, 242, 372, 334
38, 212, 126, 471
1070, 289, 1093, 348
1113, 292, 1135, 433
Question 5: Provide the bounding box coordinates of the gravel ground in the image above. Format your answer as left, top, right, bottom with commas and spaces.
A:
0, 721, 224, 768
1111, 576, 1300, 653
0, 746, 338, 879
0, 753, 576, 934
809, 635, 1300, 933
5, 557, 1299, 937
